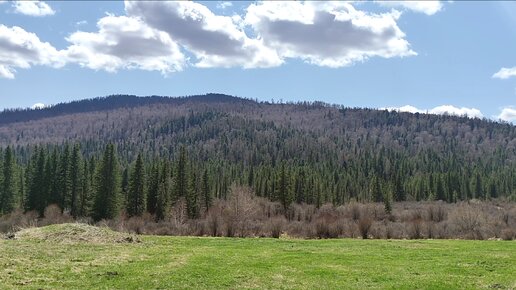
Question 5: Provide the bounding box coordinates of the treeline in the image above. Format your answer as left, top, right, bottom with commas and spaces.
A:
1, 142, 515, 220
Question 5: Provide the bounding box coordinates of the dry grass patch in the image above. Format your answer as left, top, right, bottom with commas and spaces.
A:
13, 223, 141, 244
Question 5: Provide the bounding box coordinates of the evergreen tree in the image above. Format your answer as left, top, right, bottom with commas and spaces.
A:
45, 149, 60, 206
92, 144, 120, 221
436, 175, 446, 201
371, 175, 383, 202
156, 161, 171, 221
26, 148, 47, 216
146, 162, 159, 216
59, 144, 71, 211
79, 160, 92, 217
384, 186, 393, 215
121, 168, 129, 209
127, 153, 146, 217
474, 172, 483, 200
1, 147, 17, 214
173, 146, 188, 202
186, 167, 199, 219
69, 144, 83, 217
276, 162, 292, 211
201, 168, 212, 212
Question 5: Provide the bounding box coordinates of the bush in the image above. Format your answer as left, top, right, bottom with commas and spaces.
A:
358, 208, 373, 240
501, 228, 514, 241
268, 217, 286, 238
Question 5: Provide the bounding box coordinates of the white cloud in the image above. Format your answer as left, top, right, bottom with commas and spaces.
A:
492, 67, 516, 79
378, 1, 443, 16
64, 15, 186, 74
429, 105, 483, 118
0, 1, 426, 76
244, 1, 415, 68
31, 103, 45, 109
76, 20, 88, 26
384, 105, 424, 114
497, 107, 516, 123
125, 1, 282, 69
0, 25, 64, 79
217, 1, 233, 10
12, 1, 55, 17
383, 105, 484, 119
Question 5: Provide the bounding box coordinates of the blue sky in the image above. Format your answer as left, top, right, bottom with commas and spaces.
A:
0, 1, 515, 122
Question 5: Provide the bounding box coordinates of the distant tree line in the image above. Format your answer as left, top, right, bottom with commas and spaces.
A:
0, 141, 514, 220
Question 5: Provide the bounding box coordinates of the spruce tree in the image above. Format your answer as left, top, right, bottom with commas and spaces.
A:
79, 161, 92, 217
474, 172, 483, 200
276, 162, 292, 211
59, 144, 71, 211
371, 175, 383, 202
146, 162, 159, 216
27, 148, 47, 216
127, 153, 146, 217
69, 144, 83, 217
173, 146, 188, 203
436, 175, 446, 201
156, 161, 171, 220
201, 168, 212, 212
186, 167, 199, 219
92, 144, 120, 221
1, 147, 17, 214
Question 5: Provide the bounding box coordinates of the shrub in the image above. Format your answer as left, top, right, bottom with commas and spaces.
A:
358, 214, 372, 239
501, 228, 514, 241
268, 217, 286, 238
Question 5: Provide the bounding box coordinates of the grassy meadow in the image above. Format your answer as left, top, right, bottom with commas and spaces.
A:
1, 224, 515, 289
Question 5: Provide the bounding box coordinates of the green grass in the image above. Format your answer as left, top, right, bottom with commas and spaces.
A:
1, 226, 515, 289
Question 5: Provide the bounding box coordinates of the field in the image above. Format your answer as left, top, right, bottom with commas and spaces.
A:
1, 225, 515, 290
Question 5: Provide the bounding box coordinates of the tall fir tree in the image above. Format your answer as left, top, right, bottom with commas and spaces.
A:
156, 161, 171, 220
436, 175, 446, 201
69, 144, 83, 217
186, 167, 199, 219
173, 146, 188, 203
1, 147, 17, 214
474, 172, 483, 200
26, 148, 47, 216
92, 144, 120, 221
79, 160, 92, 217
127, 153, 146, 217
146, 162, 160, 216
276, 162, 292, 211
201, 168, 212, 212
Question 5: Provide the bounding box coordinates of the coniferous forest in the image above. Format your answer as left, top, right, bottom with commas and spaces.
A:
0, 94, 515, 239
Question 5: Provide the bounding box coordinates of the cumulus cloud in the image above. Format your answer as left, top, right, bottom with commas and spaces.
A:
0, 25, 64, 79
217, 1, 233, 10
0, 1, 421, 76
383, 105, 484, 119
244, 1, 415, 67
125, 1, 282, 68
12, 1, 55, 17
430, 105, 483, 118
64, 15, 186, 74
31, 103, 45, 109
492, 67, 516, 79
377, 1, 443, 16
497, 107, 516, 123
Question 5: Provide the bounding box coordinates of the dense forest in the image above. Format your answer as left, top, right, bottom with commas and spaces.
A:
0, 94, 515, 221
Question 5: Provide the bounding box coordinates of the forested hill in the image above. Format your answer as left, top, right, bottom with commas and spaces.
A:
0, 94, 515, 218
0, 94, 252, 126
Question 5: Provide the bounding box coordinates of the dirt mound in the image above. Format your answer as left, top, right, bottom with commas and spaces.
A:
13, 223, 141, 244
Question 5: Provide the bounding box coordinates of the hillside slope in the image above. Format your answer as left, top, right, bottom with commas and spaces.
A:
0, 94, 515, 209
